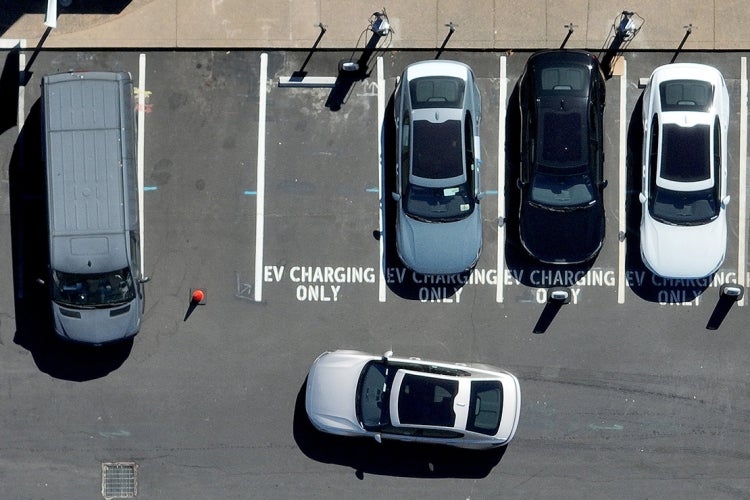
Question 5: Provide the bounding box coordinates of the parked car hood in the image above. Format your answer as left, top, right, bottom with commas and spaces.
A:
397, 209, 482, 275
641, 214, 726, 278
52, 301, 140, 344
520, 201, 604, 264
305, 353, 370, 435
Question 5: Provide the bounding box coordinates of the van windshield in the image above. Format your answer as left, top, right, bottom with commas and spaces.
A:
52, 268, 136, 308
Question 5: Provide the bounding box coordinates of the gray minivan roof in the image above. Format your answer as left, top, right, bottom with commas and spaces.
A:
43, 71, 132, 274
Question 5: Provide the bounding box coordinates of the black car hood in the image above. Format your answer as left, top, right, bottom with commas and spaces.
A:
519, 201, 604, 264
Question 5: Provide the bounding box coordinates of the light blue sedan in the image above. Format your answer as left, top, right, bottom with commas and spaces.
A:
392, 60, 483, 275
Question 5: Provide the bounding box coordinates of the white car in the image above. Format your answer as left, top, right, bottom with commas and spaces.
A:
305, 350, 521, 449
639, 63, 730, 278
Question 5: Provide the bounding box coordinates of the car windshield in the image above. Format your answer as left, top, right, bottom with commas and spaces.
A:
659, 80, 714, 112
660, 124, 711, 182
466, 380, 504, 435
404, 182, 475, 222
356, 361, 394, 430
52, 267, 136, 308
530, 171, 596, 208
397, 373, 458, 427
650, 186, 719, 225
409, 76, 465, 109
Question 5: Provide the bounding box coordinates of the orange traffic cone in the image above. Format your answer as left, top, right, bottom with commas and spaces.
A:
191, 288, 206, 305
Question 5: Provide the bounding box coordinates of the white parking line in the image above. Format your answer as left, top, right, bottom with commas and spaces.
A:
15, 53, 26, 299
18, 52, 26, 135
617, 58, 628, 305
0, 39, 26, 49
496, 56, 507, 304
254, 53, 268, 302
377, 56, 387, 302
738, 57, 747, 307
138, 53, 146, 279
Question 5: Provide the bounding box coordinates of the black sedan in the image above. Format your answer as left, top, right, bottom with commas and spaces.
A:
517, 50, 607, 264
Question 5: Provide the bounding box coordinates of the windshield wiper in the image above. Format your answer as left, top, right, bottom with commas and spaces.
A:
95, 298, 132, 308
406, 213, 434, 223
57, 302, 96, 310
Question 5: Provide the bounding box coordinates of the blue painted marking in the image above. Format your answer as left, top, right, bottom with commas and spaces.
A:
589, 423, 623, 431
485, 190, 498, 195
244, 190, 257, 195
144, 186, 158, 191
365, 187, 379, 193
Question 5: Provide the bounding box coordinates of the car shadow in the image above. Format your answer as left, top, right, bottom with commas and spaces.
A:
9, 99, 133, 381
0, 47, 20, 135
292, 380, 506, 479
379, 88, 473, 300
623, 93, 709, 303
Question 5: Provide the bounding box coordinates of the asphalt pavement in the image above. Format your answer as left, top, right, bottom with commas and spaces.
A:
1, 2, 750, 500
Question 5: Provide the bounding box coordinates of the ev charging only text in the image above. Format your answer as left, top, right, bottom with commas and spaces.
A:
262, 265, 744, 305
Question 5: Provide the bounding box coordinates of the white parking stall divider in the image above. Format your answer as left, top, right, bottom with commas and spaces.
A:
254, 53, 268, 303
377, 56, 387, 302
617, 58, 628, 304
738, 56, 747, 307
497, 56, 507, 304
14, 50, 27, 299
18, 51, 26, 136
138, 53, 146, 279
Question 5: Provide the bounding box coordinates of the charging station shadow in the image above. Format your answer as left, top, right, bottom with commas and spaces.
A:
705, 291, 739, 330
624, 93, 709, 303
325, 69, 362, 112
292, 379, 505, 478
532, 300, 566, 334
379, 90, 472, 300
10, 100, 132, 381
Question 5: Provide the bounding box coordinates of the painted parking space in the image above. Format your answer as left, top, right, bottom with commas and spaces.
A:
249, 51, 748, 309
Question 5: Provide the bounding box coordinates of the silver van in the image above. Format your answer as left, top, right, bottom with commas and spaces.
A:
42, 71, 145, 344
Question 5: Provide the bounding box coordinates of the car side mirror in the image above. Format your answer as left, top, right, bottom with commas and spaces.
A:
476, 192, 485, 201
374, 434, 383, 444
517, 178, 525, 190
721, 195, 731, 208
600, 179, 608, 189
139, 276, 151, 284
382, 350, 393, 360
638, 192, 647, 204
391, 192, 400, 202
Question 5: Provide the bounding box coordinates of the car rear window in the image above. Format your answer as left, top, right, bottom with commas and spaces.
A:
412, 120, 463, 179
466, 380, 503, 435
397, 373, 457, 427
536, 64, 589, 96
409, 76, 465, 109
660, 124, 710, 182
541, 66, 586, 91
659, 80, 714, 112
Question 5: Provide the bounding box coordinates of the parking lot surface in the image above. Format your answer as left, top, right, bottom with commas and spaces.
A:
0, 48, 749, 498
